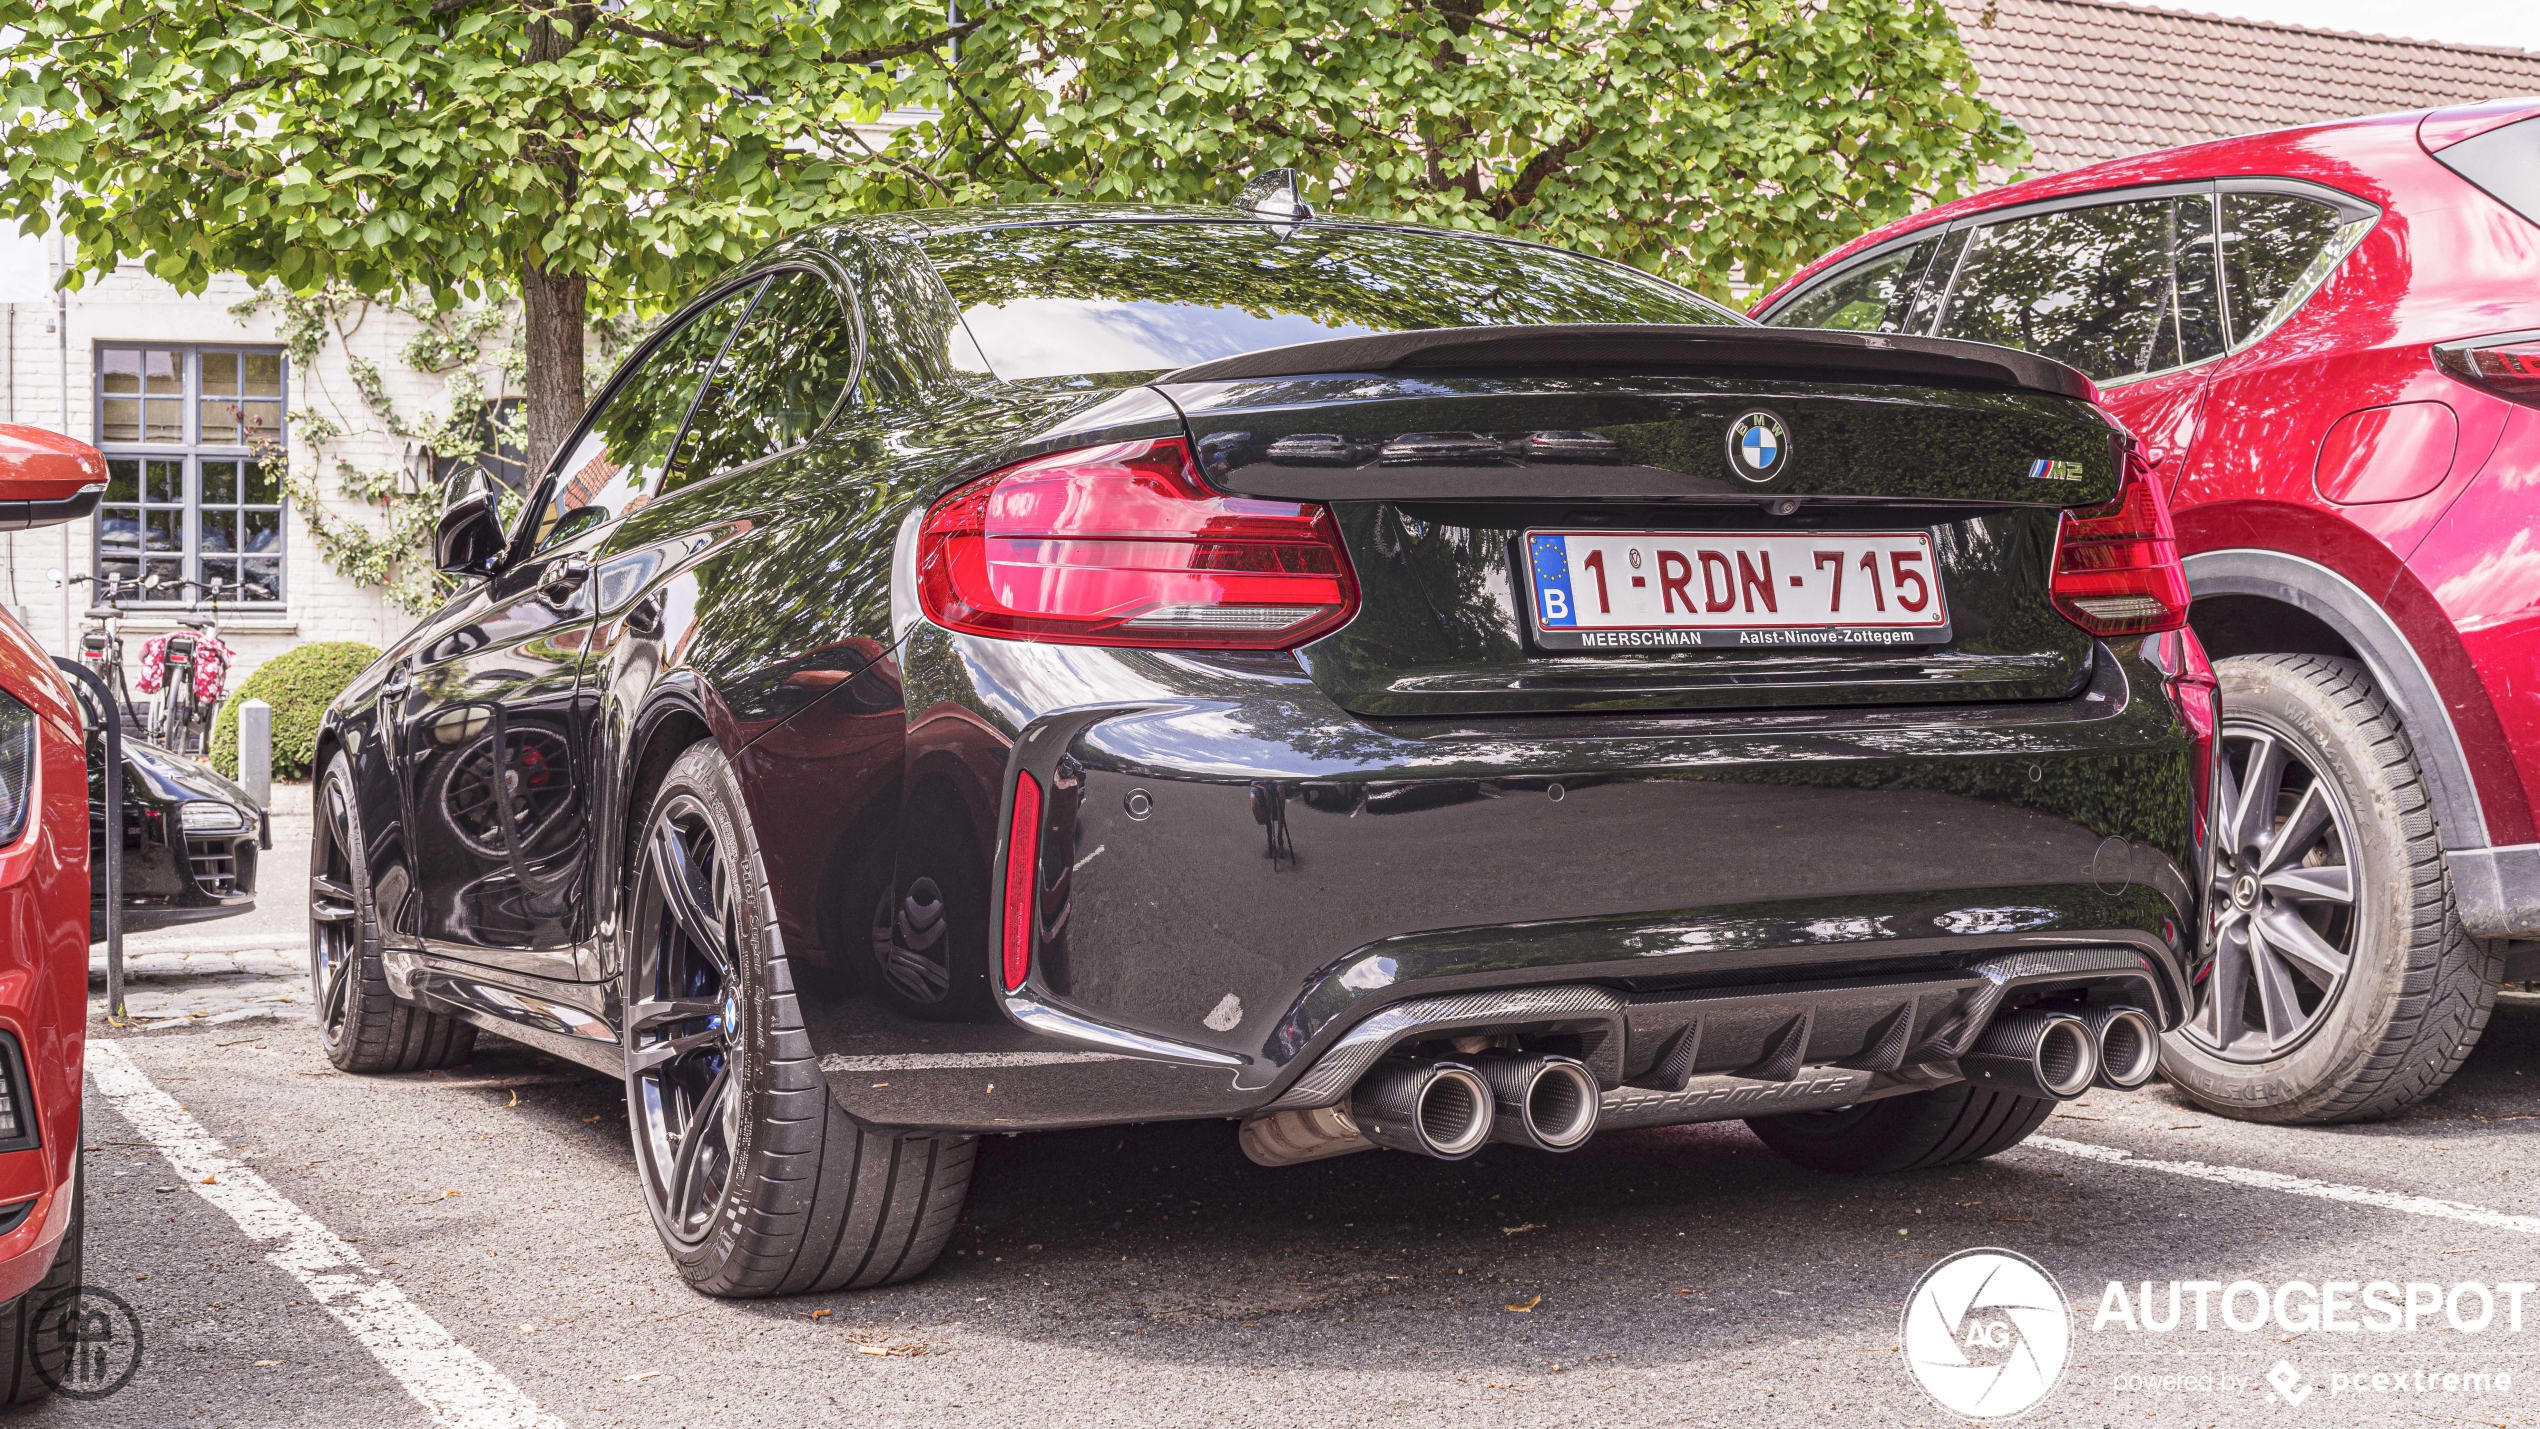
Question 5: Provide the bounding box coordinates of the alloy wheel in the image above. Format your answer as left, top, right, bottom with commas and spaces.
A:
626, 795, 743, 1248
2186, 719, 2360, 1061
309, 773, 363, 1050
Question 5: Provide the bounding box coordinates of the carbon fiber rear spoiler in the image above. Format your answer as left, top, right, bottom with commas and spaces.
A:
1157, 324, 2098, 404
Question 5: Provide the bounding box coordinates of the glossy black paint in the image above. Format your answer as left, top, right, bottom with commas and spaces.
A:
314, 206, 2204, 1139
86, 734, 260, 938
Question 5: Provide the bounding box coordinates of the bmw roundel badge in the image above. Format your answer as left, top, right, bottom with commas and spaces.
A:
1725, 409, 1790, 483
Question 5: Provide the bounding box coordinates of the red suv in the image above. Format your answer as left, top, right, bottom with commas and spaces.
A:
1757, 100, 2540, 1124
0, 424, 104, 1399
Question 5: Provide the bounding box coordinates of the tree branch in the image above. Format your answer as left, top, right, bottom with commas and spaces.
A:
596, 15, 976, 65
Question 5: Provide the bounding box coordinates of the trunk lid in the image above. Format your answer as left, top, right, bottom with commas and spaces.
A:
1156, 334, 2123, 717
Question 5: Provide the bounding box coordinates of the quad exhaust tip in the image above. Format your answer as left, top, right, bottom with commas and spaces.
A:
1476, 1053, 1601, 1152
1961, 1010, 2099, 1101
2082, 1005, 2161, 1089
1351, 1060, 1496, 1160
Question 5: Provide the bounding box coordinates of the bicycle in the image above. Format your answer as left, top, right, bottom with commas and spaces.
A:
46, 569, 152, 735
144, 578, 236, 757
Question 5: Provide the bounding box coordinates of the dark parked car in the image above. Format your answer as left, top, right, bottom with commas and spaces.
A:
313, 186, 2213, 1296
86, 734, 264, 939
1756, 99, 2540, 1123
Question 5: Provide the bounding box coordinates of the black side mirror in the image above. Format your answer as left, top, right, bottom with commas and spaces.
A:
434, 477, 510, 578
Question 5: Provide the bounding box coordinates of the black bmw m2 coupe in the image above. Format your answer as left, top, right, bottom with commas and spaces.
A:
311, 183, 2216, 1296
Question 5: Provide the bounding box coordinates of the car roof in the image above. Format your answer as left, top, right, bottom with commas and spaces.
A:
799, 202, 1752, 323
1753, 106, 2443, 314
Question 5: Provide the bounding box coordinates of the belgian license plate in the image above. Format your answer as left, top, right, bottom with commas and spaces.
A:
1524, 530, 1951, 650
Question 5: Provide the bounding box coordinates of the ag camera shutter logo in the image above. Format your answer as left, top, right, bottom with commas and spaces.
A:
1902, 1248, 2072, 1418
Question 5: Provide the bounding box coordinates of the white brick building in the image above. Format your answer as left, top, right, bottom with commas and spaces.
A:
1, 233, 511, 690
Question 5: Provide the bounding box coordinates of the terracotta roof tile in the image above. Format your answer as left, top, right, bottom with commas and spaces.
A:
1950, 0, 2540, 169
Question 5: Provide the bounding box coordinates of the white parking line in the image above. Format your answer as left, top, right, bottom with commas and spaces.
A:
85, 1040, 567, 1429
2033, 1135, 2540, 1235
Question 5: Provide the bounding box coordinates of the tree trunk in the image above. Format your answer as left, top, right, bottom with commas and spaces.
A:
520, 261, 587, 479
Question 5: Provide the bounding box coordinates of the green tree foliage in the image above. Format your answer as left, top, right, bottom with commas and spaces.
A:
2, 0, 2021, 465
210, 641, 383, 780
948, 0, 2028, 300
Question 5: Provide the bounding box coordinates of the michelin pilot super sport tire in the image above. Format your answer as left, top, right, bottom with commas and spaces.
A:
1745, 1083, 2057, 1175
625, 741, 975, 1297
311, 754, 477, 1073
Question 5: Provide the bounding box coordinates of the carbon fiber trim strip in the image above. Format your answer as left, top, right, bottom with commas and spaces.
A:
1264, 987, 1627, 1110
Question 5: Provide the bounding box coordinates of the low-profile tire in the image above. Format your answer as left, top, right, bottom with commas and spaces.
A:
625, 741, 975, 1298
0, 1151, 82, 1403
311, 754, 477, 1074
2159, 655, 2503, 1124
1746, 1084, 2057, 1175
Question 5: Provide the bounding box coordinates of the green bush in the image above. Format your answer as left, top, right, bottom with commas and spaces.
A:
210, 641, 382, 781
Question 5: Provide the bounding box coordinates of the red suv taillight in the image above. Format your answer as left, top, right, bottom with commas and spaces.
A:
917, 438, 1359, 649
2434, 330, 2540, 408
2049, 453, 2190, 637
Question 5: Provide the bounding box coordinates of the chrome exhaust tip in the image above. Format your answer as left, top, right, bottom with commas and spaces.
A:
1351, 1060, 1495, 1160
1476, 1054, 1601, 1152
1960, 1010, 2099, 1100
2082, 1005, 2160, 1089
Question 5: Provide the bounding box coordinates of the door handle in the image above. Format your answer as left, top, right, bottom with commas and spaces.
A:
540, 556, 593, 611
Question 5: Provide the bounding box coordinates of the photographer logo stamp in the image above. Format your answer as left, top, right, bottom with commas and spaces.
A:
33, 1284, 144, 1400
1903, 1248, 2072, 1418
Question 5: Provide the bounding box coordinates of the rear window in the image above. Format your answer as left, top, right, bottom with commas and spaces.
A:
924, 222, 1736, 382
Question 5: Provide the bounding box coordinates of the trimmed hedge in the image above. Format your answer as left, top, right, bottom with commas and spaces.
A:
211, 641, 382, 782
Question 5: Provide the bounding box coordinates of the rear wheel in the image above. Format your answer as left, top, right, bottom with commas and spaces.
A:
2159, 655, 2502, 1123
625, 742, 974, 1297
1746, 1084, 2056, 1175
311, 754, 477, 1073
0, 1152, 82, 1403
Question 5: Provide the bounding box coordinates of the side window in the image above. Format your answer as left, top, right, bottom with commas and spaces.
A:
2173, 194, 2227, 365
664, 270, 855, 492
1765, 236, 1937, 332
527, 283, 759, 553
1937, 200, 2174, 380
2221, 193, 2361, 346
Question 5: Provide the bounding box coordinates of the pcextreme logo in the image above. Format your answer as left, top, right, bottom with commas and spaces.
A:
1902, 1248, 2073, 1418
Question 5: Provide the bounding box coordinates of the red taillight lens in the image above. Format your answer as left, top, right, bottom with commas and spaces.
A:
1001, 770, 1043, 992
2049, 454, 2190, 637
2434, 332, 2540, 408
917, 438, 1359, 648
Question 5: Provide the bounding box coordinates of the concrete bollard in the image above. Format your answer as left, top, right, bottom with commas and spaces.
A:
239, 698, 273, 808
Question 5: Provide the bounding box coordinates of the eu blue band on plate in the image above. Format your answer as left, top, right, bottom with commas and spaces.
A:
1529, 533, 1578, 627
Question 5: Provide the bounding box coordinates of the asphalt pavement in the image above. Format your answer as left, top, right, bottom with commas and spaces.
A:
28, 794, 2540, 1427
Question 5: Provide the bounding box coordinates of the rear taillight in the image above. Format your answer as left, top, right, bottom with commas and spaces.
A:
2434, 331, 2540, 408
917, 438, 1359, 649
2146, 626, 2220, 843
1001, 770, 1043, 992
2049, 453, 2190, 637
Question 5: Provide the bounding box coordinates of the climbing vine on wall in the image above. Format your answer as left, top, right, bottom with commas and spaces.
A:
229, 283, 526, 614
227, 287, 645, 616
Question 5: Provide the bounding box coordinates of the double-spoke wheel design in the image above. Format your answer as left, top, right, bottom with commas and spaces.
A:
307, 754, 475, 1073
2189, 720, 2359, 1060
621, 742, 978, 1296
627, 796, 742, 1247
310, 773, 364, 1051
